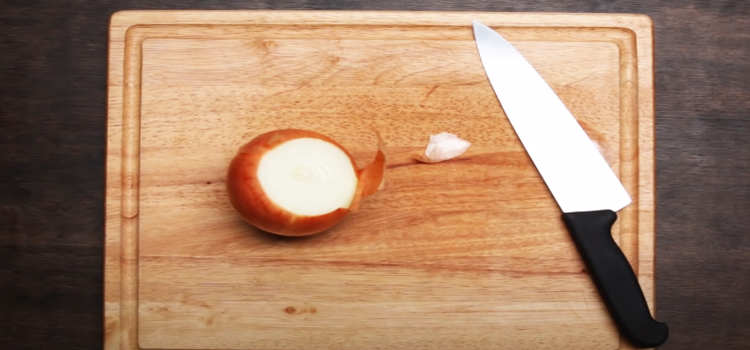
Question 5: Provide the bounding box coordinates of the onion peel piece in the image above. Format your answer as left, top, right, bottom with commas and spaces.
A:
359, 130, 387, 197
415, 132, 472, 163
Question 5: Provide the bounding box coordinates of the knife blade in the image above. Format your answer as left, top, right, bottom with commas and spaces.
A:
472, 21, 668, 348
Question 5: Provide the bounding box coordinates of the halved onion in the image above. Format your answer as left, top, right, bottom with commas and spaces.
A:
227, 129, 386, 236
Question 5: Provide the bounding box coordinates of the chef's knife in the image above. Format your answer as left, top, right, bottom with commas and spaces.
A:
472, 21, 668, 348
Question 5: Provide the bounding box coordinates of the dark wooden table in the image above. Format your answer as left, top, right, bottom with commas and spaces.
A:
1, 1, 748, 349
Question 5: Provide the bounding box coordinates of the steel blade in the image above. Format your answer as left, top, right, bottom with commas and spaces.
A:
473, 21, 631, 213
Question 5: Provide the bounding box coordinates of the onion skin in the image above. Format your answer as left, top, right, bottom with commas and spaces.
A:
227, 129, 383, 237
359, 144, 386, 197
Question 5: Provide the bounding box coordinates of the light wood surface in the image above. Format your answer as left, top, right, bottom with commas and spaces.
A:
106, 10, 654, 350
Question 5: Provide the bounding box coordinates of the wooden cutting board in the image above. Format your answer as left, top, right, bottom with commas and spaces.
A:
106, 10, 655, 350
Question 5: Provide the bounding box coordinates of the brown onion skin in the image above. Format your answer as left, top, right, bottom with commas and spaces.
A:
359, 146, 386, 197
226, 129, 361, 237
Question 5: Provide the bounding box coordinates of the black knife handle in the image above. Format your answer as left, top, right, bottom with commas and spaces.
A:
562, 210, 668, 349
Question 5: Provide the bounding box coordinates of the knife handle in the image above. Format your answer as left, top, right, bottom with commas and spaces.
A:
562, 210, 668, 349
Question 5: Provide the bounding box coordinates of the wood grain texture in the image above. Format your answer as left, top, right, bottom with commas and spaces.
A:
2, 1, 750, 350
105, 11, 653, 350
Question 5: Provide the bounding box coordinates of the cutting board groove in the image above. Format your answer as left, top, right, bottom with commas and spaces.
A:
106, 10, 655, 350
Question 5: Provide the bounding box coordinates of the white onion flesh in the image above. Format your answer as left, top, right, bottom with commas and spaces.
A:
257, 138, 358, 216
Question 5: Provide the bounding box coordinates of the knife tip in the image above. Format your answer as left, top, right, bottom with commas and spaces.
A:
471, 20, 492, 34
